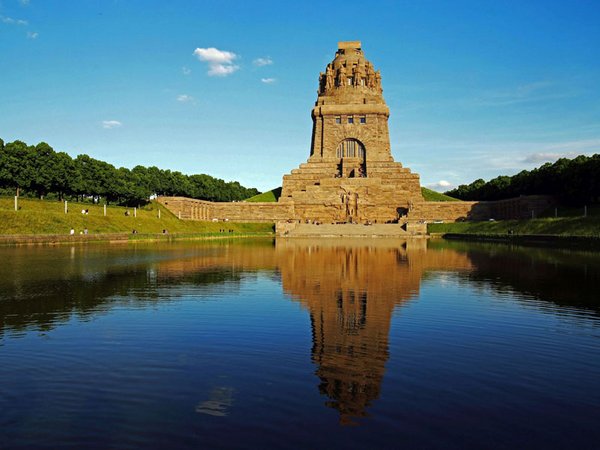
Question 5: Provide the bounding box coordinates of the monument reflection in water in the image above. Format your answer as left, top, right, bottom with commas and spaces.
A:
276, 239, 471, 424
1, 238, 600, 448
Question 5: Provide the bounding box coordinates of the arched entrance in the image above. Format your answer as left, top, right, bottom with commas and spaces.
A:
336, 139, 366, 178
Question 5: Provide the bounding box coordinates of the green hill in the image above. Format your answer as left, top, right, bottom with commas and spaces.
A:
0, 197, 273, 235
245, 187, 282, 202
421, 187, 460, 201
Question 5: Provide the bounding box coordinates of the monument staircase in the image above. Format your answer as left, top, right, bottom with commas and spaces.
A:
279, 222, 411, 238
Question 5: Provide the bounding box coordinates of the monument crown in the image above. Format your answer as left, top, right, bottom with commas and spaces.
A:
318, 40, 382, 101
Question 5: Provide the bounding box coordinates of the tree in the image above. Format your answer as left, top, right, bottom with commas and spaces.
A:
29, 142, 58, 199
0, 140, 33, 196
1, 136, 262, 204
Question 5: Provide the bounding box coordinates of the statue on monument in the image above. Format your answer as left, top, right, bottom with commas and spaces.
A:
375, 70, 382, 93
366, 62, 375, 88
337, 65, 346, 87
325, 65, 334, 91
349, 191, 358, 218
354, 63, 365, 87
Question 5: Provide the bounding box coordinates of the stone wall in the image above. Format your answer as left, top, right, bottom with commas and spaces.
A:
488, 195, 555, 220
158, 194, 554, 225
409, 201, 490, 222
157, 197, 292, 223
408, 195, 555, 222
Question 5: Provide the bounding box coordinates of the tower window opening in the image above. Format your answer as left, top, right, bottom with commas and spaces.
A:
348, 116, 354, 124
347, 77, 353, 86
360, 116, 366, 124
335, 116, 341, 124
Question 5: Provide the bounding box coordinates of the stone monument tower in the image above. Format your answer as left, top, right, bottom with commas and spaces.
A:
280, 41, 423, 224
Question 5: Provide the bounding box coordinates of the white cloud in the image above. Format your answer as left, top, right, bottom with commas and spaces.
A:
399, 137, 600, 188
253, 57, 273, 67
182, 66, 191, 75
261, 78, 276, 84
27, 31, 38, 39
1, 15, 28, 25
193, 47, 239, 77
102, 120, 122, 129
522, 151, 582, 164
426, 180, 454, 192
177, 94, 194, 103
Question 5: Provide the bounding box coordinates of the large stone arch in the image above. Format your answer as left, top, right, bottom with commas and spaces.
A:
336, 138, 366, 159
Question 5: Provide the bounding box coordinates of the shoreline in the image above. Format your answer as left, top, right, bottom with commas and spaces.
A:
433, 232, 600, 249
0, 232, 275, 247
2, 230, 599, 249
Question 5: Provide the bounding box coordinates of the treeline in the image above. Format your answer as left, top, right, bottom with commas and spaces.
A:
0, 138, 260, 204
445, 154, 600, 205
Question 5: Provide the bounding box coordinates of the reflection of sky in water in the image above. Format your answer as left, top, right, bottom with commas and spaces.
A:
1, 240, 600, 449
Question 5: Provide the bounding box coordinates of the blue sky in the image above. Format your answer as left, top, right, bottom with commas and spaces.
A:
1, 0, 599, 192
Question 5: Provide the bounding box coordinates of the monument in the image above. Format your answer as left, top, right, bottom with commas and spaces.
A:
279, 41, 424, 224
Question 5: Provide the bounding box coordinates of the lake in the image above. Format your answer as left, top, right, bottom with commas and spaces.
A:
1, 238, 599, 449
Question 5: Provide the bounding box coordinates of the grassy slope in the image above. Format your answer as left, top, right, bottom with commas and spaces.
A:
0, 197, 273, 235
245, 187, 282, 202
428, 216, 600, 237
421, 187, 459, 202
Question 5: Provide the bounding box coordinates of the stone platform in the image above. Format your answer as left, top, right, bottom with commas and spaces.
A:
276, 222, 427, 237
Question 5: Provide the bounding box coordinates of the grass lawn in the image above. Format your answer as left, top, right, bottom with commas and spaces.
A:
428, 216, 600, 237
0, 197, 274, 235
245, 187, 282, 202
421, 187, 459, 201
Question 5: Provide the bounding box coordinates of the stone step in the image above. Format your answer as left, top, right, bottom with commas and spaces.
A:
282, 223, 409, 237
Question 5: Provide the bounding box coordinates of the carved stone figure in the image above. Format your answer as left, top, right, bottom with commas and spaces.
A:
366, 62, 375, 88
337, 65, 346, 87
375, 70, 382, 92
354, 63, 365, 86
349, 191, 358, 217
325, 65, 334, 91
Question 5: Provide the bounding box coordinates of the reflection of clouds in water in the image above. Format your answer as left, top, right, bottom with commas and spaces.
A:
431, 271, 461, 287
196, 386, 234, 417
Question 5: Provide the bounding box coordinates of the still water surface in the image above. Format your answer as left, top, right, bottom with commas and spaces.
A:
1, 238, 599, 449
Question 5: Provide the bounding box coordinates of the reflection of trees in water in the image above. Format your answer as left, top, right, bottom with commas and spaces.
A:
0, 245, 253, 337
435, 241, 600, 314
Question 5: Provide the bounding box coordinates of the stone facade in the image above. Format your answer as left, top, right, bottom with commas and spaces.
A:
158, 41, 554, 231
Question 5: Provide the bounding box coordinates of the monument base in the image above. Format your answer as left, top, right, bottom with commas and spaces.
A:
275, 221, 427, 237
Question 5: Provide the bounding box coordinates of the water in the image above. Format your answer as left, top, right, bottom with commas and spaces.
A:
1, 238, 599, 449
